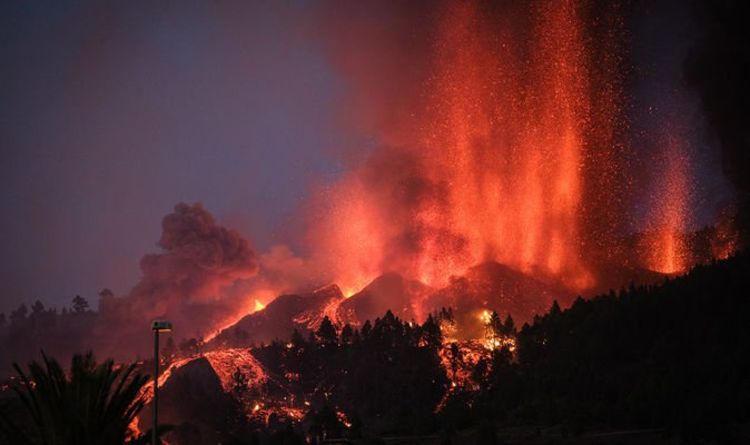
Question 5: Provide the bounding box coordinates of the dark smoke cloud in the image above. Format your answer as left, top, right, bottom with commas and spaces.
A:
95, 203, 258, 358
132, 203, 258, 313
684, 0, 750, 244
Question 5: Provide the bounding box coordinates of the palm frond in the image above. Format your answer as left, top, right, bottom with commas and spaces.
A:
2, 351, 167, 445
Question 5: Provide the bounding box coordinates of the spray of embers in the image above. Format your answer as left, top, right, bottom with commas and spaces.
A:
645, 134, 692, 274
85, 0, 737, 369
314, 0, 633, 297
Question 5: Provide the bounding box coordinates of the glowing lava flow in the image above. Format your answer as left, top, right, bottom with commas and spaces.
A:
292, 284, 348, 329
203, 293, 272, 343
139, 348, 313, 426
138, 348, 269, 407
202, 348, 268, 392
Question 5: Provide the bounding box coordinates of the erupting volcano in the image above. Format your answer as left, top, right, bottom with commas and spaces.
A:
317, 1, 627, 298
2, 0, 749, 444
202, 0, 738, 343
200, 0, 734, 346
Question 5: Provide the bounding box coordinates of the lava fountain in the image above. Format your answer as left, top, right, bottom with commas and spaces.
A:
646, 134, 692, 274
315, 0, 629, 295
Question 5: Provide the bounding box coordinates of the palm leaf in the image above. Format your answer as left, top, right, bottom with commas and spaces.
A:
0, 351, 168, 445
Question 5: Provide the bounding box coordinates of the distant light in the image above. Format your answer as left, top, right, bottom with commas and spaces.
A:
152, 320, 173, 332
479, 309, 492, 325
254, 300, 266, 312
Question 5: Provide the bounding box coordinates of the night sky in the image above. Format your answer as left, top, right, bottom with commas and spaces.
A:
0, 0, 732, 313
0, 1, 353, 312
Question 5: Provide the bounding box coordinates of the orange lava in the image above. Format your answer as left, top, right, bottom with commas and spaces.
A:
202, 348, 268, 392
316, 0, 626, 297
647, 134, 691, 274
139, 348, 268, 406
140, 348, 313, 426
203, 292, 273, 343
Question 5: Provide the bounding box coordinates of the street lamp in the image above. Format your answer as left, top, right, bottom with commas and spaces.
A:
151, 320, 172, 445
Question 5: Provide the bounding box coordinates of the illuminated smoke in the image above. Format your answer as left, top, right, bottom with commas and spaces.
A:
130, 203, 258, 313
312, 0, 628, 294
95, 203, 258, 357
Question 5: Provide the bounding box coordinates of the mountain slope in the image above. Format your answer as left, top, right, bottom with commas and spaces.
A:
209, 284, 344, 348
336, 272, 433, 325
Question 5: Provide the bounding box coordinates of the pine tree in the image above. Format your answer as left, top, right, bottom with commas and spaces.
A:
31, 300, 45, 315
316, 316, 337, 346
502, 314, 515, 336
340, 324, 354, 345
361, 320, 373, 340
72, 295, 89, 313
421, 315, 443, 349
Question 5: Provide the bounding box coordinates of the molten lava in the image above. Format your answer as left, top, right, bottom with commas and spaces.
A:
316, 0, 629, 297
647, 135, 692, 274
203, 292, 273, 343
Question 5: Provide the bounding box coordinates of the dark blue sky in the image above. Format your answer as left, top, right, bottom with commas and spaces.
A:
627, 0, 732, 229
0, 1, 349, 312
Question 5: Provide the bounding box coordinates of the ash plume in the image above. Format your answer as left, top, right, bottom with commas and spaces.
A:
131, 202, 258, 312
95, 203, 258, 358
684, 0, 750, 246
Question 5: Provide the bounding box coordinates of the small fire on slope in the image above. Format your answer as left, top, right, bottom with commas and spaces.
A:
435, 307, 518, 411
203, 293, 273, 343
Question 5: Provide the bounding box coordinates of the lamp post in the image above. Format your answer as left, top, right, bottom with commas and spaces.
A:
151, 320, 172, 445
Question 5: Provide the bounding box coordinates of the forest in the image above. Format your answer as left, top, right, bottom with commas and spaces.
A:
2, 252, 748, 444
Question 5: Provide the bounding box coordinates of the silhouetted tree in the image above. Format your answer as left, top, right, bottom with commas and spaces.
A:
340, 324, 354, 345
502, 314, 515, 336
9, 304, 27, 326
30, 301, 44, 316
361, 320, 372, 339
0, 351, 168, 444
486, 311, 502, 345
72, 295, 89, 313
549, 300, 561, 317
316, 317, 337, 346
421, 314, 442, 349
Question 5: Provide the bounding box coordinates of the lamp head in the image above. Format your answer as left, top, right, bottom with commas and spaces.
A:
151, 320, 173, 332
